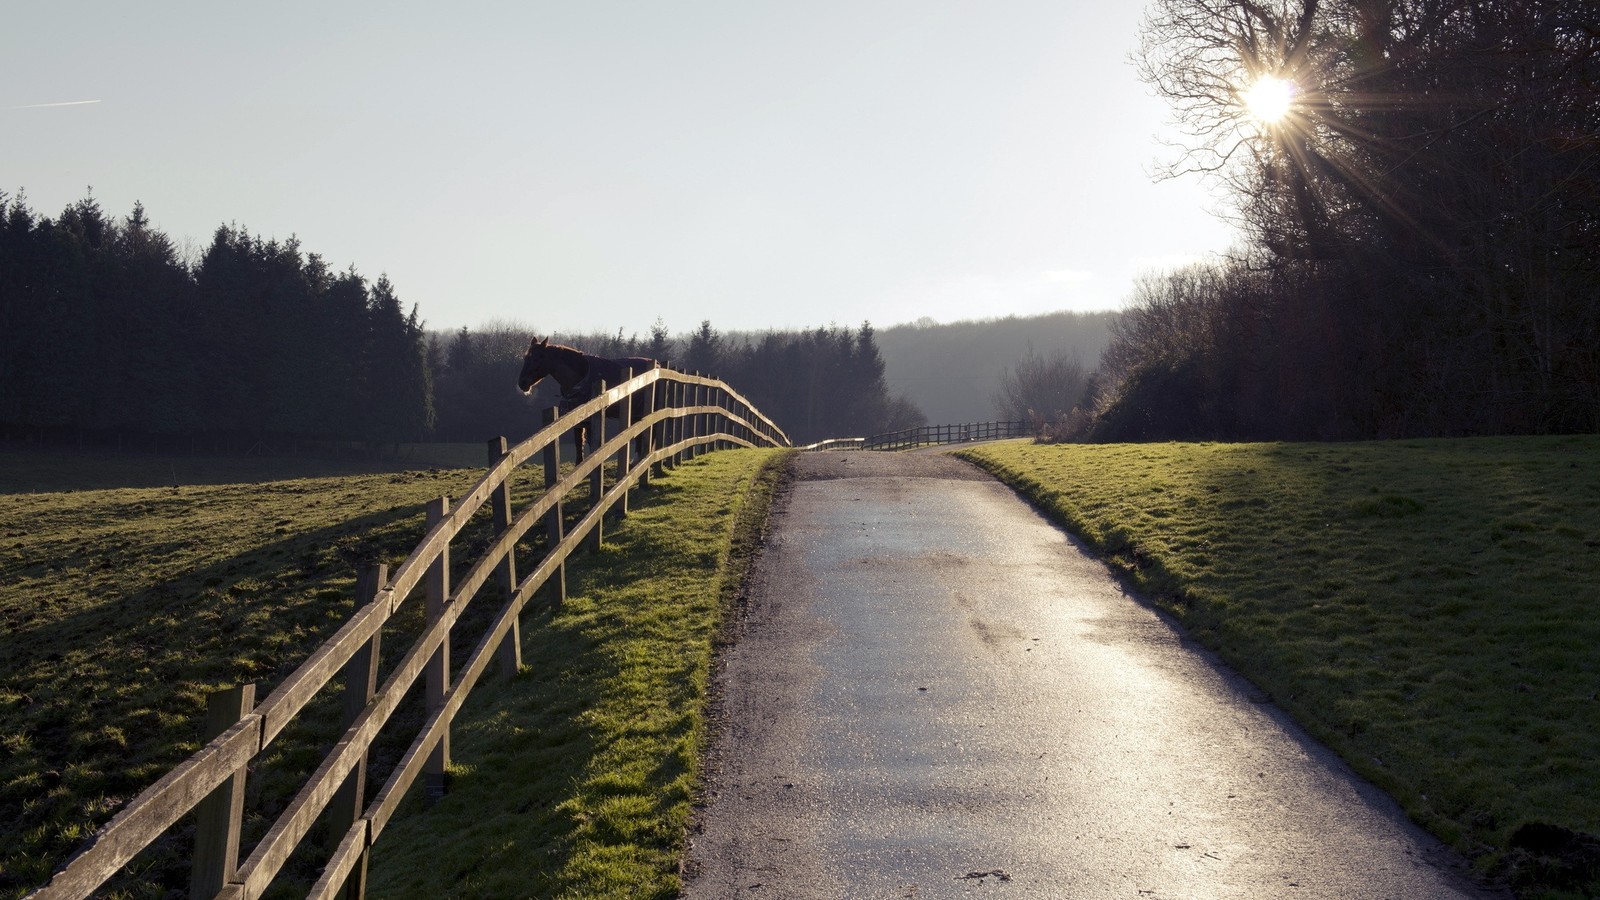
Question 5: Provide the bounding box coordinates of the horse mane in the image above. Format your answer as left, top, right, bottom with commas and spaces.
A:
536, 339, 587, 357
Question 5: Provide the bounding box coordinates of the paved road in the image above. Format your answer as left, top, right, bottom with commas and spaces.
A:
682, 451, 1498, 900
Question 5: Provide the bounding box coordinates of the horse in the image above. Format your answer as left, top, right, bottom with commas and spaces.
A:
517, 338, 662, 463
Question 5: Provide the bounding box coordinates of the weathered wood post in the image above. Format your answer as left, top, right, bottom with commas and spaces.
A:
680, 377, 693, 461
638, 371, 655, 488
702, 381, 714, 455
706, 384, 717, 453
190, 682, 255, 899
674, 377, 688, 464
486, 438, 520, 677
683, 377, 694, 461
670, 379, 685, 468
684, 377, 696, 461
327, 565, 385, 900
713, 385, 725, 451
425, 497, 451, 804
650, 378, 667, 478
689, 377, 704, 460
588, 380, 607, 552
541, 408, 566, 607
615, 368, 634, 519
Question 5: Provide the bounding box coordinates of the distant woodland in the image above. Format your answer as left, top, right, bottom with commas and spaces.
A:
0, 193, 920, 449
0, 193, 431, 449
432, 319, 924, 446
876, 312, 1115, 424
1076, 0, 1600, 441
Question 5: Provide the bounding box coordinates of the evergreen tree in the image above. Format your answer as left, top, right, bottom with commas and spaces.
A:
0, 196, 444, 447
684, 319, 724, 375
645, 317, 674, 364
362, 276, 433, 442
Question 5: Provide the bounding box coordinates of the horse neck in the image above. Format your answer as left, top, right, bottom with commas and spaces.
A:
545, 349, 589, 396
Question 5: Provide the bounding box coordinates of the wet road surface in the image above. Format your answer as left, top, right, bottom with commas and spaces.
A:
682, 451, 1497, 900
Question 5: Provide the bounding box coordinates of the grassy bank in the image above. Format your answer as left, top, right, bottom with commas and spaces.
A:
1, 445, 787, 898
958, 436, 1600, 898
365, 449, 787, 898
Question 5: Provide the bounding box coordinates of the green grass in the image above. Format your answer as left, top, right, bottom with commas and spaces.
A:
957, 436, 1600, 898
0, 457, 485, 898
365, 449, 787, 899
0, 443, 787, 899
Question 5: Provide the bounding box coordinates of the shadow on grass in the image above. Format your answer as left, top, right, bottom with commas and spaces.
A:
363, 481, 688, 898
362, 453, 787, 900
0, 496, 478, 899
4, 450, 776, 899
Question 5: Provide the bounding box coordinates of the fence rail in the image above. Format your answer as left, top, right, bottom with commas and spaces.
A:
800, 420, 1029, 452
26, 367, 788, 900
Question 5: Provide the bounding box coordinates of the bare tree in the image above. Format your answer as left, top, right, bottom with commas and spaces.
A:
993, 348, 1089, 426
1127, 0, 1600, 437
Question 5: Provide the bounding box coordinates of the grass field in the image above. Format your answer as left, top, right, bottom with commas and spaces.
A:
958, 436, 1600, 898
365, 449, 786, 898
0, 444, 787, 899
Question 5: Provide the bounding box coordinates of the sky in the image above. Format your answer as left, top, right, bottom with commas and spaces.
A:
3, 1, 1237, 336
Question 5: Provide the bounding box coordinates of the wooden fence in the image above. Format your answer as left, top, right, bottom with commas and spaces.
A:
800, 420, 1029, 452
25, 367, 788, 900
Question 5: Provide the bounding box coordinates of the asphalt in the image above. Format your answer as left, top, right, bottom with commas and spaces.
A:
681, 450, 1501, 900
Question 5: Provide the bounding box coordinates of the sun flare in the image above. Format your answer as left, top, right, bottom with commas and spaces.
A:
1243, 76, 1294, 123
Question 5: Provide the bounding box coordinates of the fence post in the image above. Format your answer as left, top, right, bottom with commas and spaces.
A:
711, 386, 723, 451
708, 383, 719, 452
486, 438, 520, 677
679, 377, 692, 460
670, 379, 685, 468
541, 408, 566, 607
681, 377, 694, 461
685, 378, 695, 459
717, 386, 729, 450
190, 682, 255, 899
327, 565, 384, 900
690, 377, 704, 459
650, 379, 668, 477
588, 380, 607, 552
638, 372, 655, 487
425, 496, 451, 804
616, 369, 634, 519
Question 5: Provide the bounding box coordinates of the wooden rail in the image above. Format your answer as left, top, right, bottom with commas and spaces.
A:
25, 367, 788, 900
800, 420, 1028, 452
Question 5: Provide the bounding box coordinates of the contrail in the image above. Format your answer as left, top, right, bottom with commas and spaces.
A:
11, 99, 102, 109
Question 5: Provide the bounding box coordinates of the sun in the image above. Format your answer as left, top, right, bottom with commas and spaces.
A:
1243, 75, 1295, 124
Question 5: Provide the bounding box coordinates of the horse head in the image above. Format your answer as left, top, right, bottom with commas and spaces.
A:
517, 337, 551, 394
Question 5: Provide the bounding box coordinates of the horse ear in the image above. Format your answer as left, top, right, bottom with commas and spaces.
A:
539, 337, 549, 347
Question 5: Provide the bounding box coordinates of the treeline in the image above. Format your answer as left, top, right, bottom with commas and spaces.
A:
1070, 0, 1599, 441
0, 193, 432, 447
431, 320, 924, 446
0, 192, 918, 451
